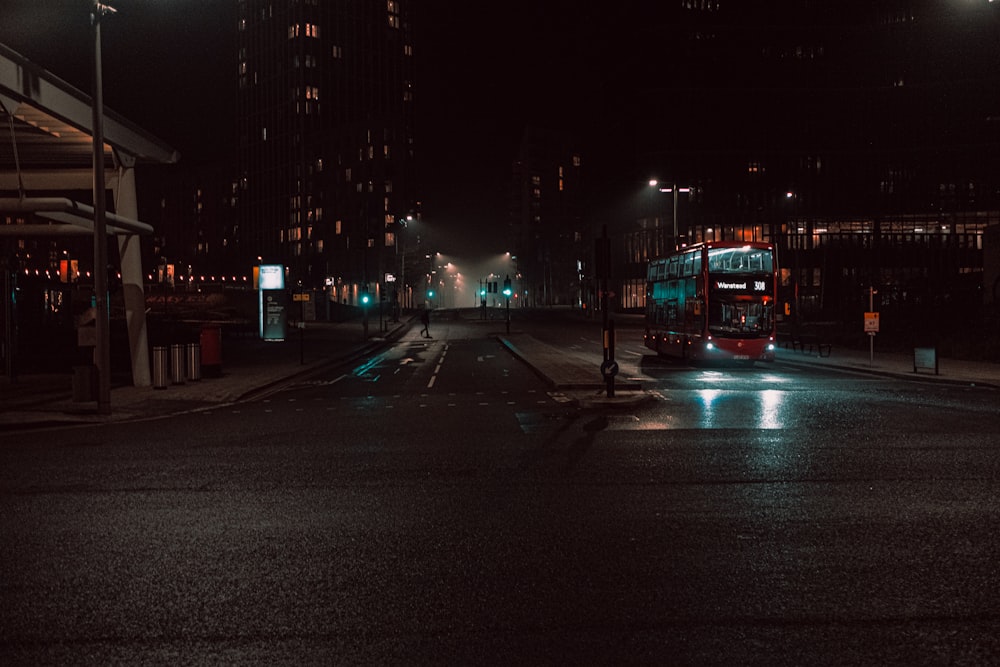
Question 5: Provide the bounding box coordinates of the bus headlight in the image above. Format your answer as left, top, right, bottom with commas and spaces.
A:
767, 343, 775, 351
705, 342, 715, 351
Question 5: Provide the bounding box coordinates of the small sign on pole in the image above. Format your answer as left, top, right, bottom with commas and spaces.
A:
864, 312, 880, 333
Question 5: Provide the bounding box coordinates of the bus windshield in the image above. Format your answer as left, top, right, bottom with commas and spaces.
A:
707, 246, 773, 274
708, 299, 772, 336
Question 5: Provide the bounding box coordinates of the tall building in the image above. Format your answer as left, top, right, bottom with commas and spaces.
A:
615, 0, 1000, 337
236, 0, 417, 304
510, 127, 585, 307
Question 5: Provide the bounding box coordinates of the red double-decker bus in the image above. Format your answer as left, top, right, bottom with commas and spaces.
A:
644, 242, 777, 363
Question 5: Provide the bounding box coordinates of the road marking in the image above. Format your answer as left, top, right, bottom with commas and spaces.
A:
427, 343, 448, 389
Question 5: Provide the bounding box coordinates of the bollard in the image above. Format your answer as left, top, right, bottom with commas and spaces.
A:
72, 364, 96, 401
170, 343, 186, 384
186, 342, 201, 381
152, 346, 168, 389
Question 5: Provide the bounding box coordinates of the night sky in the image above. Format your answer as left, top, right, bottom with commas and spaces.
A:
0, 1, 629, 259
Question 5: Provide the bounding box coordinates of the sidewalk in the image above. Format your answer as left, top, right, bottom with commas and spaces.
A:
0, 316, 411, 431
774, 342, 1000, 388
3, 314, 998, 432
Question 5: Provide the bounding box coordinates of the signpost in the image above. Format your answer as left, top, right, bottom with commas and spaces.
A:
865, 286, 879, 367
596, 226, 615, 397
293, 290, 310, 364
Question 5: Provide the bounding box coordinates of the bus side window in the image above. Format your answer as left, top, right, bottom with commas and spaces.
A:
684, 250, 697, 276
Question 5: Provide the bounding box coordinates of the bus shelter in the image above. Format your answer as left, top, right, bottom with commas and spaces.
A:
0, 43, 179, 388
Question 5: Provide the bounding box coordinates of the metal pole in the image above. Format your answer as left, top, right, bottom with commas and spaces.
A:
92, 2, 114, 415
672, 181, 679, 246
869, 286, 875, 367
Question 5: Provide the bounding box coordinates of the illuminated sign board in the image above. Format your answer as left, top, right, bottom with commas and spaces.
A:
259, 264, 285, 290
713, 279, 769, 293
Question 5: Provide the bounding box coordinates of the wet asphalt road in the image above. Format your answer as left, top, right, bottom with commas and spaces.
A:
2, 313, 999, 664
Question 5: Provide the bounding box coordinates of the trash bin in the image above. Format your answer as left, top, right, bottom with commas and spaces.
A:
186, 342, 201, 381
200, 325, 222, 377
170, 343, 186, 384
152, 346, 168, 389
72, 364, 96, 402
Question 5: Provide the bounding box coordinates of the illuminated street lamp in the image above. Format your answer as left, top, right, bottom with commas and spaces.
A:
92, 1, 117, 414
649, 179, 692, 248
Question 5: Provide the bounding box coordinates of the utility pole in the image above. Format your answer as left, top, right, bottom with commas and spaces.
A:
92, 1, 116, 415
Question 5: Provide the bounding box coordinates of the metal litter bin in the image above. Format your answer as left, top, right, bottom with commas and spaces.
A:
170, 343, 185, 384
152, 346, 168, 389
200, 325, 222, 377
186, 342, 201, 381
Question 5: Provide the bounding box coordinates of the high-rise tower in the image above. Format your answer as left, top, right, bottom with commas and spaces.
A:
236, 0, 416, 302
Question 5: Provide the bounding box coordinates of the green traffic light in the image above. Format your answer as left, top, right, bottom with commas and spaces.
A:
361, 294, 370, 305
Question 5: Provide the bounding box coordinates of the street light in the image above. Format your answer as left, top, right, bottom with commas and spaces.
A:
649, 179, 692, 248
92, 1, 117, 414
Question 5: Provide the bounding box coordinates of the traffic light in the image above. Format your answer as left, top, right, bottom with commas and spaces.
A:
502, 275, 512, 298
361, 293, 371, 305
427, 290, 435, 298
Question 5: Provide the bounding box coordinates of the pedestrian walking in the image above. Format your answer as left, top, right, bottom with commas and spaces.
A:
420, 308, 431, 338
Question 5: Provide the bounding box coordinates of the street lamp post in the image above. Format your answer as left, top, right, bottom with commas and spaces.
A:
92, 1, 116, 415
649, 179, 692, 250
